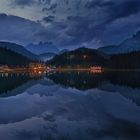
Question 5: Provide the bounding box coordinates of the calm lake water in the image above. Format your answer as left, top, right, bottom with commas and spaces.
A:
0, 71, 140, 140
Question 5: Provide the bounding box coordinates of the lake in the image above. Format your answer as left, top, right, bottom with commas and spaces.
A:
0, 71, 140, 140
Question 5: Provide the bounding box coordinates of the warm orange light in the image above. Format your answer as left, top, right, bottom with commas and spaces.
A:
38, 71, 42, 74
90, 66, 102, 73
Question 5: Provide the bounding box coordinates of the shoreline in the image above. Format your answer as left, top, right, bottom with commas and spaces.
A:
1, 67, 140, 74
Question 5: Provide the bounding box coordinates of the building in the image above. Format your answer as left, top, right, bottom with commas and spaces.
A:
90, 66, 102, 73
29, 63, 46, 71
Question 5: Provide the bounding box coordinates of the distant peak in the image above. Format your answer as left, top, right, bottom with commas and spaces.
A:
133, 31, 140, 39
38, 41, 53, 46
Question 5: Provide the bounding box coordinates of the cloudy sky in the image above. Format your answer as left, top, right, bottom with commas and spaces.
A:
0, 0, 140, 49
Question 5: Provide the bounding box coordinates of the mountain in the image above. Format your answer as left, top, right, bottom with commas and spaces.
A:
47, 47, 140, 69
0, 47, 34, 66
47, 47, 109, 67
59, 49, 69, 54
39, 52, 56, 61
99, 31, 140, 54
25, 42, 59, 55
0, 42, 38, 60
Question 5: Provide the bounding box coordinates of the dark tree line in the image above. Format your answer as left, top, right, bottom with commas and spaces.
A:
0, 47, 33, 66
47, 48, 140, 69
47, 47, 108, 67
109, 51, 140, 69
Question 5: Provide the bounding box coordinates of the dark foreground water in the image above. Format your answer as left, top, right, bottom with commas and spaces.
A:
0, 71, 140, 140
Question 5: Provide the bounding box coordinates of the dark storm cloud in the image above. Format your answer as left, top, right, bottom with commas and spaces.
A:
108, 0, 140, 21
39, 0, 140, 48
85, 0, 140, 23
71, 0, 140, 46
85, 0, 114, 9
4, 0, 140, 48
43, 3, 57, 11
12, 0, 36, 6
0, 13, 51, 45
43, 16, 55, 22
12, 0, 57, 7
103, 12, 140, 44
65, 16, 95, 44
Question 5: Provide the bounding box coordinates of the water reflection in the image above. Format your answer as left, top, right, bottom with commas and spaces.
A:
0, 71, 140, 140
0, 73, 42, 97
46, 71, 140, 90
46, 71, 140, 106
46, 71, 105, 90
1, 71, 140, 95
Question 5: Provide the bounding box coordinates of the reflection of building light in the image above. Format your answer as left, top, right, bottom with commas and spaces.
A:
83, 55, 87, 59
90, 66, 102, 73
5, 73, 8, 77
83, 81, 87, 84
38, 71, 42, 74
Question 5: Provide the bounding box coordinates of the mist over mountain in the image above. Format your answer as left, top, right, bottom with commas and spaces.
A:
39, 52, 56, 61
25, 42, 60, 55
99, 31, 140, 54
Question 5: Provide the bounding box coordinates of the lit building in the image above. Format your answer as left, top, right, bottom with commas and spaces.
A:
90, 66, 102, 73
29, 63, 46, 70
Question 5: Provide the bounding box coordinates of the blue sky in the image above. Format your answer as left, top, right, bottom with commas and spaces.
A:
0, 0, 140, 49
